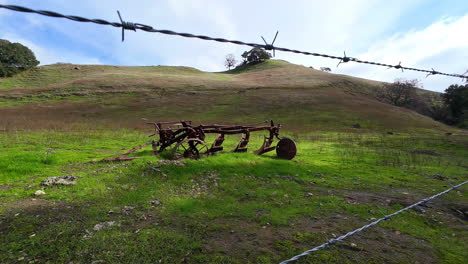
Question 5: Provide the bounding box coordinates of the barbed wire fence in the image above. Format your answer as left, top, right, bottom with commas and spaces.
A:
0, 4, 467, 81
280, 180, 467, 263
1, 4, 467, 263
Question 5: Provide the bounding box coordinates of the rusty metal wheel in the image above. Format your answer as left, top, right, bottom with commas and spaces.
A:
172, 138, 208, 159
276, 137, 297, 160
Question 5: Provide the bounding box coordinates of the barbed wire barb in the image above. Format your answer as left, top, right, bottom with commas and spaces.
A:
116, 10, 136, 42
337, 51, 352, 67
279, 180, 467, 264
426, 68, 440, 78
390, 61, 404, 72
261, 30, 279, 57
462, 70, 468, 82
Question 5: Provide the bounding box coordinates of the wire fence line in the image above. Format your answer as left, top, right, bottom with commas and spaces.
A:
279, 180, 468, 264
0, 4, 467, 80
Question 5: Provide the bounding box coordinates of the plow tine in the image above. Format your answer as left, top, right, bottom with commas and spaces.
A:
209, 133, 225, 153
234, 132, 250, 152
254, 135, 275, 155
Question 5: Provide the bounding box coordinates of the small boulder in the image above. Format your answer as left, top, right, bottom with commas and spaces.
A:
150, 200, 162, 207
352, 123, 361, 129
34, 190, 46, 196
122, 206, 135, 215
42, 176, 77, 186
93, 221, 116, 231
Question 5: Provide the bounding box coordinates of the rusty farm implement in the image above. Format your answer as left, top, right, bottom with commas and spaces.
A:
105, 120, 297, 161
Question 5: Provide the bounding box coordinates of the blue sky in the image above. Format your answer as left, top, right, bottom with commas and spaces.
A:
0, 0, 467, 92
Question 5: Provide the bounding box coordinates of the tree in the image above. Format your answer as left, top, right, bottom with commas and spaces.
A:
377, 79, 420, 107
442, 84, 468, 126
320, 67, 331, 72
0, 39, 39, 77
427, 93, 450, 122
224, 54, 237, 70
241, 47, 271, 65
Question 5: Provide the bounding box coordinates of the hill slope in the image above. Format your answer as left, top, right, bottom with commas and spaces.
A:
0, 60, 452, 132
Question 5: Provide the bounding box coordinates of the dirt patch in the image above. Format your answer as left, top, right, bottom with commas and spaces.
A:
0, 198, 83, 233
409, 149, 440, 156
1, 198, 57, 211
338, 188, 467, 222
338, 189, 412, 208
204, 216, 437, 263
0, 184, 11, 191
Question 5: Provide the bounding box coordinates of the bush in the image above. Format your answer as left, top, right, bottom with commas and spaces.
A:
442, 84, 468, 127
0, 39, 39, 77
240, 47, 271, 65
376, 79, 420, 107
224, 54, 237, 70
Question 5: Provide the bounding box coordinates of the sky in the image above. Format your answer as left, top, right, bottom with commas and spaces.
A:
0, 0, 467, 92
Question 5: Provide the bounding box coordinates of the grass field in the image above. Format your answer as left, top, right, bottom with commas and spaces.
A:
0, 61, 467, 263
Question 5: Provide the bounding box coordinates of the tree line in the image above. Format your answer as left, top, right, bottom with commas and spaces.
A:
376, 79, 468, 128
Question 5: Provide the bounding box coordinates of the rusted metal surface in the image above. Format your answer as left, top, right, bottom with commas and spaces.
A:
276, 138, 297, 160
105, 120, 296, 161
102, 142, 151, 161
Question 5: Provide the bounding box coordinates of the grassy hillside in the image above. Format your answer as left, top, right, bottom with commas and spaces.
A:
0, 60, 454, 132
0, 60, 466, 264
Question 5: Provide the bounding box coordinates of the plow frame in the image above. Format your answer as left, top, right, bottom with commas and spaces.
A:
104, 120, 296, 161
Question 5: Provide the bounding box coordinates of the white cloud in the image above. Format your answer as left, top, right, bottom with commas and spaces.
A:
0, 33, 103, 65
334, 15, 468, 92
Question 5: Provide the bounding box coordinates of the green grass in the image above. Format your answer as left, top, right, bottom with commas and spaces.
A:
0, 128, 466, 263
223, 60, 289, 74
0, 60, 466, 263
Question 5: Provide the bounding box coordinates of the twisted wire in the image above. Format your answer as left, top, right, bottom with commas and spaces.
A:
0, 4, 466, 79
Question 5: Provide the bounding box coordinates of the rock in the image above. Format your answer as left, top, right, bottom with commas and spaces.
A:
157, 160, 186, 166
93, 221, 116, 231
352, 123, 361, 129
387, 131, 394, 135
432, 174, 448, 180
150, 200, 162, 206
74, 66, 80, 70
350, 243, 357, 247
122, 206, 135, 215
34, 190, 46, 196
413, 206, 426, 213
41, 176, 77, 186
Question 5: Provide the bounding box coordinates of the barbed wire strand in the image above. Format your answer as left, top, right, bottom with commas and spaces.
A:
279, 180, 467, 264
0, 4, 467, 80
